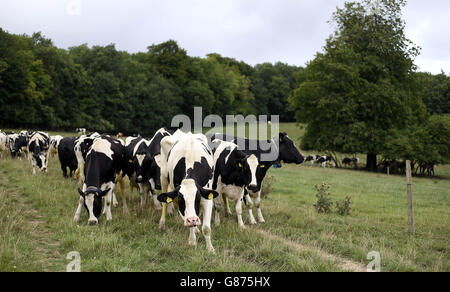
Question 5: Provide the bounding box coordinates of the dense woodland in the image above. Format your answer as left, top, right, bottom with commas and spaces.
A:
0, 29, 304, 135
0, 1, 449, 171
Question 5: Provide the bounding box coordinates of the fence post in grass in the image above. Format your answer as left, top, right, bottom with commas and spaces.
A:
387, 166, 390, 176
406, 160, 415, 235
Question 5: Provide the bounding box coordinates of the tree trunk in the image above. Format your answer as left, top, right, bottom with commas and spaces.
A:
366, 153, 377, 172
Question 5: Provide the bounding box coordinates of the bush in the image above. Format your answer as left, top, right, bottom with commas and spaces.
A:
336, 196, 352, 216
313, 182, 333, 213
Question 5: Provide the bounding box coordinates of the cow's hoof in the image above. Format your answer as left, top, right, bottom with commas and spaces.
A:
249, 220, 257, 225
207, 247, 216, 254
159, 222, 166, 230
238, 224, 246, 229
258, 220, 266, 224
188, 240, 197, 247
225, 212, 233, 218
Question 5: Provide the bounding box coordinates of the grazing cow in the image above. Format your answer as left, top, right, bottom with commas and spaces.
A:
58, 137, 79, 178
9, 133, 29, 158
342, 157, 359, 168
158, 132, 218, 252
210, 139, 259, 228
48, 135, 64, 158
76, 128, 87, 135
305, 154, 318, 166
208, 132, 305, 224
74, 135, 127, 225
317, 155, 334, 168
27, 132, 50, 174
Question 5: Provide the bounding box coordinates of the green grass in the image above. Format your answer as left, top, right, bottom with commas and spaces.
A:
0, 124, 448, 272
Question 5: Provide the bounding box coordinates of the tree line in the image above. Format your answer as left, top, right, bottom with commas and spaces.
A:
0, 29, 303, 135
1, 0, 449, 173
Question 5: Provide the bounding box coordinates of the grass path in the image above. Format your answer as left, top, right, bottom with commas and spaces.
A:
0, 170, 63, 271
255, 229, 366, 272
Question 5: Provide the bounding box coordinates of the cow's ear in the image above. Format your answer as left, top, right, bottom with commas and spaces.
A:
77, 188, 85, 198
279, 132, 287, 143
157, 189, 178, 203
99, 188, 110, 197
200, 188, 219, 200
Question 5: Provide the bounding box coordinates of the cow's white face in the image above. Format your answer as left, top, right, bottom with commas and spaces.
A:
246, 155, 259, 189
157, 179, 219, 227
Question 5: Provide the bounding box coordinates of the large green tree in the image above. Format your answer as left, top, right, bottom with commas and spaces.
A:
289, 0, 427, 171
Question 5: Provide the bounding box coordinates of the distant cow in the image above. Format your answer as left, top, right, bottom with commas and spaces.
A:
211, 139, 259, 228
76, 128, 87, 135
158, 132, 218, 252
58, 137, 79, 178
316, 155, 335, 168
74, 135, 127, 225
305, 154, 318, 166
342, 157, 359, 168
208, 132, 305, 224
27, 132, 51, 174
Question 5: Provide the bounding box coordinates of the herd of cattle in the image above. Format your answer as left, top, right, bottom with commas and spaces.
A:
0, 128, 306, 252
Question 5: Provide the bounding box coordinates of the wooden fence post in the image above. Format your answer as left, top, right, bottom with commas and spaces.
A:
406, 160, 415, 235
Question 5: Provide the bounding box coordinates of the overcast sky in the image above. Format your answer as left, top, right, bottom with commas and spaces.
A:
0, 0, 449, 74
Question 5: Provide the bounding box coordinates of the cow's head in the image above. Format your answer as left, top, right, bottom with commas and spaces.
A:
157, 179, 218, 227
33, 146, 48, 172
134, 152, 155, 185
78, 187, 110, 225
278, 132, 305, 165
233, 150, 259, 192
11, 135, 27, 158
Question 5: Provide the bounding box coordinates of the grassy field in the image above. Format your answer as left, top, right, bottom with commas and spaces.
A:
0, 124, 449, 272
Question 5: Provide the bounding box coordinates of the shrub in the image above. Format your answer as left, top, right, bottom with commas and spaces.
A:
336, 196, 352, 216
313, 182, 333, 213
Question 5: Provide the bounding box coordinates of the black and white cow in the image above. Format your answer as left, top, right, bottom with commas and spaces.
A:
74, 135, 127, 225
27, 132, 50, 174
158, 132, 219, 252
342, 157, 359, 168
124, 128, 176, 209
305, 154, 318, 166
317, 155, 335, 168
208, 132, 305, 224
58, 137, 79, 178
9, 133, 29, 158
76, 128, 87, 135
210, 139, 259, 228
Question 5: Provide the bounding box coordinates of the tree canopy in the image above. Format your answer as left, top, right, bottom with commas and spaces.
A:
289, 0, 431, 170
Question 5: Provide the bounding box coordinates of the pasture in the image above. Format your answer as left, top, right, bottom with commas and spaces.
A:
0, 124, 449, 272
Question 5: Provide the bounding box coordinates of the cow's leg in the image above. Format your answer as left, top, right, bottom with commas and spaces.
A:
159, 203, 167, 230
244, 192, 257, 225
213, 194, 222, 226
74, 197, 84, 222
138, 183, 147, 208
235, 192, 246, 229
188, 227, 197, 246
167, 201, 175, 215
201, 198, 215, 252
105, 188, 113, 221
255, 191, 265, 224
222, 193, 232, 217
117, 173, 128, 214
